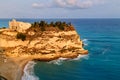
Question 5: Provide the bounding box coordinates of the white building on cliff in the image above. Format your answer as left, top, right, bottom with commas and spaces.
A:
9, 19, 31, 32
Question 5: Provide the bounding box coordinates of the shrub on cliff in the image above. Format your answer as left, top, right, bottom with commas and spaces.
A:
50, 22, 55, 27
0, 27, 6, 29
30, 21, 73, 31
58, 26, 65, 30
41, 26, 45, 31
39, 21, 47, 27
16, 33, 26, 41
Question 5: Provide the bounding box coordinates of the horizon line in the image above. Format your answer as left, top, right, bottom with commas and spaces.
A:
0, 17, 120, 19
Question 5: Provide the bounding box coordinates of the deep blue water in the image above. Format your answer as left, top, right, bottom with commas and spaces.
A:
0, 19, 120, 80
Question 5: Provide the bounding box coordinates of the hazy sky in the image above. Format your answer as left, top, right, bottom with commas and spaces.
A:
0, 0, 120, 18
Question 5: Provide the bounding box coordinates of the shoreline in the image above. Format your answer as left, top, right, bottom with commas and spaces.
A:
0, 50, 88, 80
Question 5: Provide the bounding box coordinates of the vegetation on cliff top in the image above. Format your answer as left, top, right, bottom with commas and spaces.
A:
29, 21, 75, 32
16, 21, 75, 41
0, 27, 6, 29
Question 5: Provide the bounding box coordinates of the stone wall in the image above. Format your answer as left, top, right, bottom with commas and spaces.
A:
9, 19, 31, 32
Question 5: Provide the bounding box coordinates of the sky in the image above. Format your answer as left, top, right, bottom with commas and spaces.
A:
0, 0, 120, 18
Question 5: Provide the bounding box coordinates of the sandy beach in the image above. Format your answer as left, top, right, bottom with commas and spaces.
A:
0, 56, 30, 80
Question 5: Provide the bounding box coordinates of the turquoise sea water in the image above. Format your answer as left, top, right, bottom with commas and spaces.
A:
0, 19, 120, 80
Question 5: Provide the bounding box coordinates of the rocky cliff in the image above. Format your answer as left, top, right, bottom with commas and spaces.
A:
0, 28, 88, 60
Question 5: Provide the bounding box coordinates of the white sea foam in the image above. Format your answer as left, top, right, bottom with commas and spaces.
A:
47, 55, 89, 65
22, 61, 39, 80
47, 58, 68, 65
72, 55, 89, 61
102, 48, 109, 55
82, 39, 89, 46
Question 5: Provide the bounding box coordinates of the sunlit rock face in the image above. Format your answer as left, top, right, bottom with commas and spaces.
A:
0, 20, 88, 59
9, 19, 31, 33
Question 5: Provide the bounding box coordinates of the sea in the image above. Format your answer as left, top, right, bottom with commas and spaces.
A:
0, 18, 120, 80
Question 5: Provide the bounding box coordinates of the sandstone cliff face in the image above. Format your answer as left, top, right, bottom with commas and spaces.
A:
0, 29, 87, 57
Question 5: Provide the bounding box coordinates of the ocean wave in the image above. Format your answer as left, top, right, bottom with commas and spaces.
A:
71, 55, 89, 61
47, 55, 89, 65
102, 48, 110, 55
22, 61, 39, 80
47, 58, 68, 65
82, 39, 89, 46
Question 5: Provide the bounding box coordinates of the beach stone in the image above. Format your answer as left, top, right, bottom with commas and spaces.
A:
0, 75, 7, 80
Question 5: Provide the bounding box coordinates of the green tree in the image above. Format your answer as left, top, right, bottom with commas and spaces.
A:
58, 25, 65, 30
50, 21, 54, 27
39, 21, 47, 27
62, 22, 66, 26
